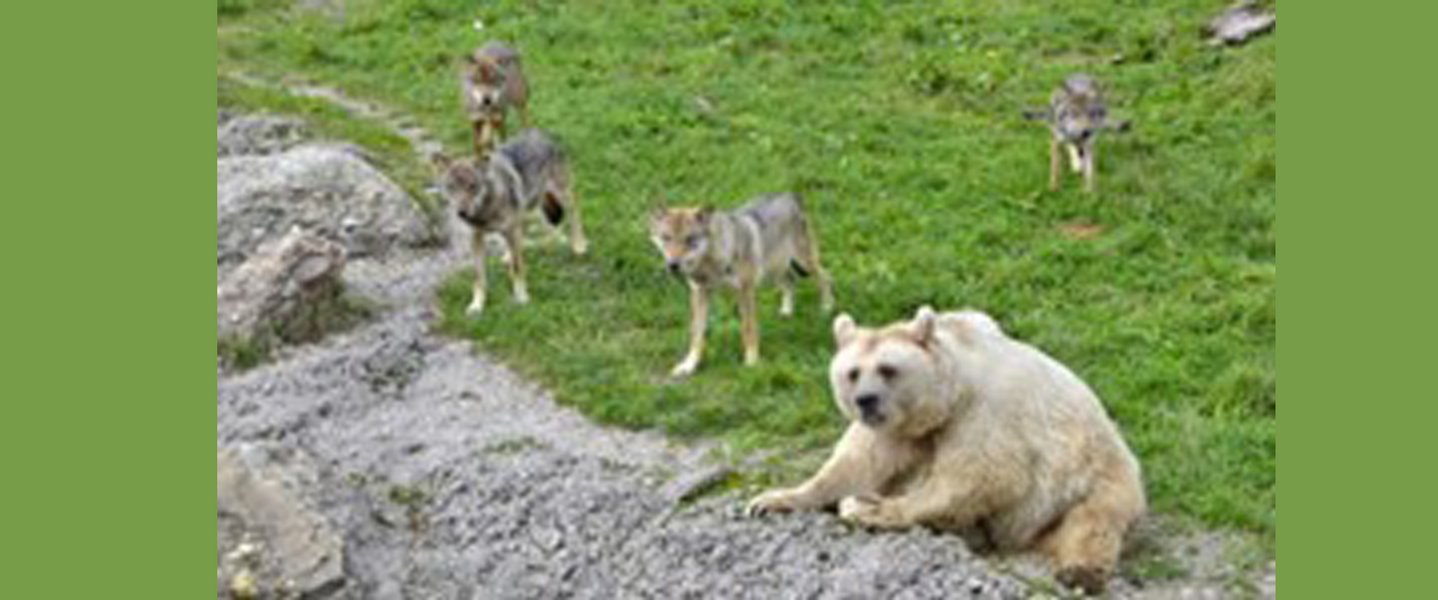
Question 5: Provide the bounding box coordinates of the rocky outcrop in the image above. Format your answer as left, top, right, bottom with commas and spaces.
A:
217, 444, 345, 599
218, 114, 308, 158
216, 141, 433, 272
217, 227, 354, 366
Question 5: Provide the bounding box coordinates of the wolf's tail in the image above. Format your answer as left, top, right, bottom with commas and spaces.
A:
541, 194, 565, 226
789, 259, 811, 278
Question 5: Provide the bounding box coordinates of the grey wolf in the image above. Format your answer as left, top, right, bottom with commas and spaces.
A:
1025, 74, 1129, 194
433, 129, 587, 317
648, 193, 835, 376
461, 41, 531, 159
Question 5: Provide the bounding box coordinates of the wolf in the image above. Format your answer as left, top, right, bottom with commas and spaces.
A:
649, 193, 835, 377
433, 129, 587, 317
461, 41, 531, 159
1025, 74, 1129, 194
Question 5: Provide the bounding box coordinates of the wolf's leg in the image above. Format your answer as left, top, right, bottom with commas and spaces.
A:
493, 114, 508, 146
738, 279, 760, 366
502, 226, 529, 305
1049, 136, 1063, 191
466, 229, 488, 316
559, 168, 588, 255
793, 224, 835, 313
778, 275, 795, 317
472, 121, 493, 160
1067, 144, 1084, 173
1082, 142, 1097, 194
671, 282, 708, 377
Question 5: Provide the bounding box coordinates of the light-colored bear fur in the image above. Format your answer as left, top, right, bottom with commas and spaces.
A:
747, 307, 1145, 594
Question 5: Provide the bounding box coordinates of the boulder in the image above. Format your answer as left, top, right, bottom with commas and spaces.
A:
217, 445, 345, 599
1207, 2, 1276, 46
217, 227, 352, 360
217, 144, 433, 270
218, 114, 308, 158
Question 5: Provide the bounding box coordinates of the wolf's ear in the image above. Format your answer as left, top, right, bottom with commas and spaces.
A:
648, 195, 669, 222
696, 205, 714, 224
833, 313, 857, 347
1109, 119, 1132, 133
910, 306, 937, 345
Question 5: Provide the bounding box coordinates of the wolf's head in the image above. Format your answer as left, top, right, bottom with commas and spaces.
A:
648, 205, 714, 277
462, 52, 507, 114
432, 154, 492, 226
1052, 74, 1112, 145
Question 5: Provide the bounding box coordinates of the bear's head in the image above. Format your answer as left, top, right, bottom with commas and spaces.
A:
829, 306, 955, 439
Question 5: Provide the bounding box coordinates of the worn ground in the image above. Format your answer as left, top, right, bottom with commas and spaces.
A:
216, 75, 1273, 598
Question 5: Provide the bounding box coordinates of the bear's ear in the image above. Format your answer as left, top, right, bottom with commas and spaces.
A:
910, 306, 937, 345
833, 313, 857, 347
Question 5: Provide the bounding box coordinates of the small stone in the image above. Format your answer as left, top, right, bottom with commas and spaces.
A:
229, 568, 257, 599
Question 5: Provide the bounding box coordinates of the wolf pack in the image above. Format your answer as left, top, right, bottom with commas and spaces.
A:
433, 41, 1145, 595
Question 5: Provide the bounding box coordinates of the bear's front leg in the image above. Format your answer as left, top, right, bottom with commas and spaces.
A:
839, 463, 1013, 532
747, 424, 919, 516
838, 495, 914, 530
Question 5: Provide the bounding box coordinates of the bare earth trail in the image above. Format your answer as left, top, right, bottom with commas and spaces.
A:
216, 74, 1271, 599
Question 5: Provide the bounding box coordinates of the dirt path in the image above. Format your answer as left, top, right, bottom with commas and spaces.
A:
217, 75, 1271, 599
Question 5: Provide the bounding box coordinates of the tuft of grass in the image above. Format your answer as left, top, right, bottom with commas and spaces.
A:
387, 484, 426, 507
217, 334, 269, 371
220, 0, 1275, 543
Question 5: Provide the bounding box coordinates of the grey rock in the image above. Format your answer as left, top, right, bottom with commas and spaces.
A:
217, 143, 432, 270
218, 114, 308, 157
217, 444, 345, 599
1207, 2, 1276, 46
217, 227, 348, 353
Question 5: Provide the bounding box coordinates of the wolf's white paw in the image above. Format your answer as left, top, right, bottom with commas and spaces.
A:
670, 359, 698, 378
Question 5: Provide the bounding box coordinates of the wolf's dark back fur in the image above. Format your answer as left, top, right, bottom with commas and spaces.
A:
499, 129, 564, 189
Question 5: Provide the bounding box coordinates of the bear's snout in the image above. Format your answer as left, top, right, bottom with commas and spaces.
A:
855, 393, 884, 425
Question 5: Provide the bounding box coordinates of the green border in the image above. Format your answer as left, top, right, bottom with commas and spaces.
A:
0, 1, 212, 596
27, 0, 1427, 596
1284, 1, 1431, 598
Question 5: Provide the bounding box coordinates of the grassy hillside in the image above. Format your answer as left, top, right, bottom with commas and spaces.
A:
219, 0, 1276, 542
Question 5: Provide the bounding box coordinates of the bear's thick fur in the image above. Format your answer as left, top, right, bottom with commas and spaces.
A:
748, 307, 1146, 594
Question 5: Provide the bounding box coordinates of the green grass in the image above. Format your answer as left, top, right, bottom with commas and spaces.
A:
219, 0, 1275, 543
